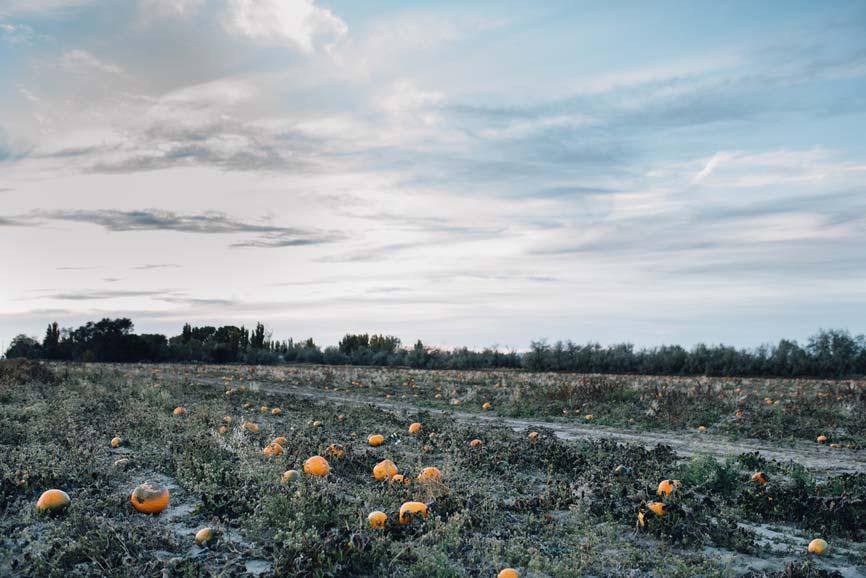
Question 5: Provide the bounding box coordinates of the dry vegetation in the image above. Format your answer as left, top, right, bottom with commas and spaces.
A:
1, 361, 864, 577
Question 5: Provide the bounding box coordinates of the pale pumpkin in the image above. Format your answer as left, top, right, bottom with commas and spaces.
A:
281, 469, 301, 483
816, 435, 828, 444
263, 443, 284, 457
195, 527, 215, 546
36, 489, 70, 514
243, 421, 260, 433
173, 407, 186, 416
271, 408, 282, 416
273, 436, 289, 446
304, 455, 330, 477
130, 482, 170, 514
110, 436, 122, 448
373, 459, 398, 481
398, 501, 428, 525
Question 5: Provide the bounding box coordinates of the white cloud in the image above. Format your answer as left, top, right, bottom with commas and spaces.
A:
59, 49, 124, 76
138, 0, 205, 19
0, 0, 97, 16
223, 0, 347, 53
691, 151, 731, 185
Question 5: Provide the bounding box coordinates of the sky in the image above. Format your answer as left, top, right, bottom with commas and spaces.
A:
2, 0, 866, 351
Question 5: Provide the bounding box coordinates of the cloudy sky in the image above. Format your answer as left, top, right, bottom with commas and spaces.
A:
2, 0, 866, 350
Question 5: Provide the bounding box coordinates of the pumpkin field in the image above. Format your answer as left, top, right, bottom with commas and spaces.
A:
1, 360, 865, 577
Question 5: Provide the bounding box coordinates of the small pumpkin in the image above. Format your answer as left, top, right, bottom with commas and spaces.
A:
498, 569, 519, 578
312, 420, 323, 428
173, 407, 186, 416
304, 455, 330, 477
130, 482, 170, 514
528, 431, 539, 442
373, 459, 398, 481
750, 471, 768, 486
281, 469, 301, 483
735, 409, 744, 418
389, 474, 407, 485
398, 501, 428, 525
36, 489, 70, 514
808, 538, 828, 555
368, 510, 388, 529
469, 439, 482, 447
697, 425, 706, 433
647, 501, 666, 517
327, 444, 346, 459
271, 407, 282, 416
417, 466, 442, 482
218, 425, 228, 434
816, 435, 828, 444
110, 436, 122, 448
260, 406, 269, 413
263, 443, 284, 458
657, 479, 681, 497
243, 421, 260, 433
584, 414, 593, 421
222, 416, 232, 424
408, 422, 422, 434
273, 436, 289, 446
368, 434, 385, 447
195, 527, 215, 546
482, 402, 492, 410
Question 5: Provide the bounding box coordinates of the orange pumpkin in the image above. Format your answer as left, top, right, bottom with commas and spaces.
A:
368, 510, 388, 529
647, 501, 666, 517
408, 422, 422, 434
110, 436, 122, 448
271, 407, 282, 416
585, 414, 593, 421
469, 439, 482, 447
750, 472, 768, 486
482, 402, 492, 410
389, 474, 407, 485
130, 482, 170, 514
368, 434, 385, 447
398, 501, 428, 525
36, 489, 70, 514
808, 538, 828, 555
304, 455, 330, 477
218, 426, 228, 434
697, 425, 706, 433
816, 435, 828, 444
373, 459, 398, 481
498, 569, 519, 578
417, 466, 442, 482
273, 436, 289, 446
327, 444, 346, 459
528, 431, 539, 442
657, 479, 681, 497
263, 443, 284, 457
243, 421, 260, 433
173, 407, 186, 416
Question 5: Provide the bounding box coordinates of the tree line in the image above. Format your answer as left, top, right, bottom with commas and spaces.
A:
4, 318, 865, 377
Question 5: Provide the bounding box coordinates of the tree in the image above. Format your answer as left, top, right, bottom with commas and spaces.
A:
4, 335, 43, 359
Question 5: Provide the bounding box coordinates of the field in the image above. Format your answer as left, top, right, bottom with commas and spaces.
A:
1, 361, 865, 577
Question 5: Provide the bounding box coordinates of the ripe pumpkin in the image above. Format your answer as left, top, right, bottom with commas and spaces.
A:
195, 527, 215, 546
408, 422, 422, 434
263, 443, 284, 457
657, 479, 681, 497
808, 538, 828, 555
271, 407, 281, 416
417, 466, 442, 482
816, 435, 828, 444
260, 406, 269, 413
173, 407, 186, 416
390, 474, 407, 485
697, 425, 706, 433
482, 402, 492, 410
304, 455, 330, 477
398, 501, 428, 525
735, 410, 744, 418
368, 510, 388, 529
281, 469, 301, 483
130, 482, 170, 514
647, 501, 666, 517
273, 436, 289, 446
373, 459, 398, 481
368, 434, 385, 447
751, 472, 768, 486
218, 426, 228, 434
528, 431, 539, 442
36, 489, 70, 514
243, 421, 260, 433
585, 414, 593, 421
312, 420, 323, 428
110, 436, 122, 448
469, 439, 482, 447
327, 444, 346, 459
498, 569, 519, 578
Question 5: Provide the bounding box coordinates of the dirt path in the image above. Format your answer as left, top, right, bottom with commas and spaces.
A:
196, 376, 866, 476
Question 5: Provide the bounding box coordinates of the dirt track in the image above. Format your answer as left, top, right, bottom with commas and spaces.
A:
197, 376, 866, 476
